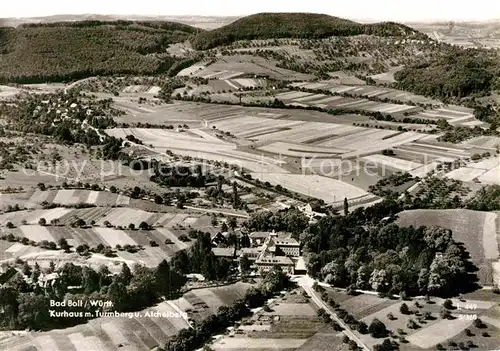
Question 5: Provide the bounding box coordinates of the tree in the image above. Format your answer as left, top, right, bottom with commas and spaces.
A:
138, 221, 150, 230
348, 340, 358, 350
240, 256, 251, 276
240, 234, 251, 248
211, 214, 219, 227
344, 197, 349, 216
58, 238, 70, 251
441, 309, 452, 320
443, 299, 454, 309
228, 217, 237, 231
119, 263, 132, 285
154, 195, 163, 204
5, 221, 15, 229
473, 318, 486, 328
108, 279, 128, 312
400, 303, 410, 315
38, 217, 47, 226
22, 262, 32, 277
369, 318, 388, 338
128, 223, 136, 230
221, 222, 229, 232
357, 321, 368, 334
48, 261, 56, 273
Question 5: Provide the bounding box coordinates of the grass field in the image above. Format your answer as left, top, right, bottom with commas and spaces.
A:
396, 209, 499, 285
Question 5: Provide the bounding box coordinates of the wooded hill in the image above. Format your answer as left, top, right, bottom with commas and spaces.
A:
0, 21, 202, 83
395, 47, 500, 99
191, 12, 428, 50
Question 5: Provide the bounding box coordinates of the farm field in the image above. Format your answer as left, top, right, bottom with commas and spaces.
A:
250, 173, 378, 206
177, 55, 313, 81
289, 80, 439, 106
396, 209, 500, 285
105, 127, 289, 174
445, 156, 500, 184
463, 136, 500, 150
2, 282, 253, 351
275, 90, 419, 116
26, 189, 131, 207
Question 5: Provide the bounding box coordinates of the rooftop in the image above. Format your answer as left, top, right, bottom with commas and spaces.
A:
256, 256, 294, 265
212, 247, 236, 257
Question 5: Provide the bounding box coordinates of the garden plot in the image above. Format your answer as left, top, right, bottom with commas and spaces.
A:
250, 173, 368, 203
318, 129, 398, 149
93, 227, 137, 247
361, 154, 423, 172
20, 225, 55, 242
275, 91, 315, 100
191, 289, 226, 314
397, 209, 499, 285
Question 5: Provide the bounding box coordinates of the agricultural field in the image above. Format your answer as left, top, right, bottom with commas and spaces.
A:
250, 173, 379, 206
211, 289, 336, 350
323, 287, 500, 351
396, 209, 500, 285
289, 80, 439, 105
1, 282, 253, 351
177, 55, 313, 81
445, 156, 500, 184
275, 89, 420, 116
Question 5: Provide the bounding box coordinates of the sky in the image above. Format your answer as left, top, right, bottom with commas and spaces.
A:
2, 0, 499, 22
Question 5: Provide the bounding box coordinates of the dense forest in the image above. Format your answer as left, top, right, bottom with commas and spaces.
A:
304, 200, 478, 297
395, 48, 500, 99
191, 13, 428, 50
0, 21, 202, 83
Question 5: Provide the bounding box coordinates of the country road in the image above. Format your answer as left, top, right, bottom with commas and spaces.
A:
295, 276, 371, 351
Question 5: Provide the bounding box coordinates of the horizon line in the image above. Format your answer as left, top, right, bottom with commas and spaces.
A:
3, 12, 500, 24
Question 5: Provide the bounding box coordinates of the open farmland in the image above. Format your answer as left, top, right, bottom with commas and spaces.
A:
445, 156, 500, 184
177, 55, 313, 81
1, 282, 253, 351
250, 173, 378, 206
105, 127, 289, 174
275, 90, 419, 116
27, 189, 131, 207
396, 209, 500, 285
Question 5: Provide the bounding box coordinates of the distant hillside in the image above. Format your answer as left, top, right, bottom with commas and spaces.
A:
191, 12, 426, 50
0, 21, 203, 83
395, 47, 500, 99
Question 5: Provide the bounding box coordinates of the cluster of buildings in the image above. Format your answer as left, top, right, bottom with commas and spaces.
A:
211, 230, 306, 276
